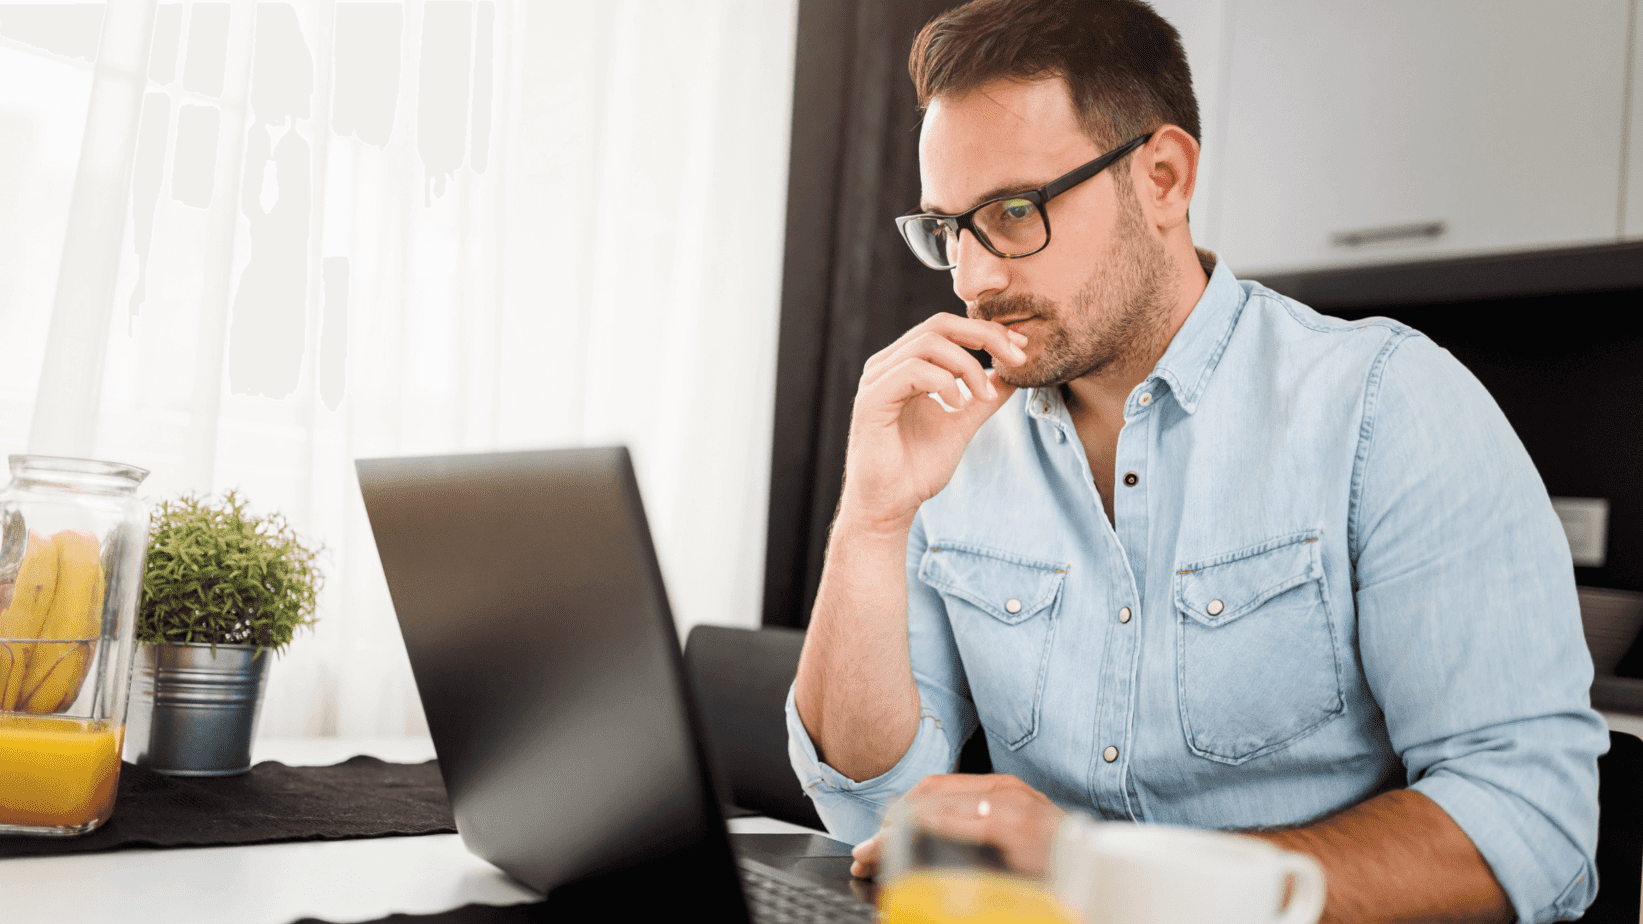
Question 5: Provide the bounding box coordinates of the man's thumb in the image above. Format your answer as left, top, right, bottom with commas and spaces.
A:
958, 370, 1017, 431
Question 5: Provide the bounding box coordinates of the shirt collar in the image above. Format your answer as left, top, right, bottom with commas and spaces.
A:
1145, 250, 1245, 415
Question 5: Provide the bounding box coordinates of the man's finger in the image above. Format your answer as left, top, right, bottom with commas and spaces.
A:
869, 311, 1020, 361
865, 314, 1028, 382
872, 357, 982, 411
850, 833, 880, 879
907, 791, 1064, 879
952, 369, 1017, 427
921, 311, 1030, 362
862, 329, 998, 402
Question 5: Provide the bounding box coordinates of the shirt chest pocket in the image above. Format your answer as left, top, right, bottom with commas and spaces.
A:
919, 545, 1067, 752
1174, 531, 1344, 764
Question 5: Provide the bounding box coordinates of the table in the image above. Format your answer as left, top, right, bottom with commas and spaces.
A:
0, 736, 822, 924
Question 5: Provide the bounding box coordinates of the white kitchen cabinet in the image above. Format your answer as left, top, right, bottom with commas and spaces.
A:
1146, 0, 1231, 250
1625, 0, 1643, 240
1208, 0, 1631, 277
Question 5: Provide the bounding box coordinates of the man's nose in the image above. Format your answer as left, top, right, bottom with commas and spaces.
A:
949, 229, 1009, 305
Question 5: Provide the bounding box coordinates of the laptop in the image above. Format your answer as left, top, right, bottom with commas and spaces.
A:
356, 447, 874, 921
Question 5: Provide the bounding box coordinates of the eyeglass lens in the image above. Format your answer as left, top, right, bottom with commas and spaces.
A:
905, 197, 1046, 269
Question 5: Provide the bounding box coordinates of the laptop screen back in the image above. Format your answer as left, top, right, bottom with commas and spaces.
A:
356, 447, 748, 917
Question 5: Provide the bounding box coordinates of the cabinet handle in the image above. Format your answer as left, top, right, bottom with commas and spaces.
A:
1330, 220, 1447, 248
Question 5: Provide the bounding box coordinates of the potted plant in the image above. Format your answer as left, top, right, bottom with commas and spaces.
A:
126, 490, 321, 775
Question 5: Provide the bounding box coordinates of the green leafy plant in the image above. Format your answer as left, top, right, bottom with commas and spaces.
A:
139, 491, 321, 651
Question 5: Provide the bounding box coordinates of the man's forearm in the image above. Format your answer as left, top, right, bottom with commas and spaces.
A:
792, 511, 924, 782
1247, 789, 1512, 924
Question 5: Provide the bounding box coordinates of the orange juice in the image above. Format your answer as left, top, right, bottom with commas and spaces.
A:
878, 870, 1080, 924
0, 714, 122, 831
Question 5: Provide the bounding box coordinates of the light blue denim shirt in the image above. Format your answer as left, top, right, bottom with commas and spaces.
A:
786, 257, 1606, 923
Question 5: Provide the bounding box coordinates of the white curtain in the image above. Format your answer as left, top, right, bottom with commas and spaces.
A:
0, 0, 798, 738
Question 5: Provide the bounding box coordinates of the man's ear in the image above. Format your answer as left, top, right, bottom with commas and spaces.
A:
1136, 124, 1198, 231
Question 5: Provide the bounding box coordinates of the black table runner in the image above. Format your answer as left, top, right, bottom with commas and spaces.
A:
0, 756, 456, 858
292, 902, 553, 924
0, 758, 778, 924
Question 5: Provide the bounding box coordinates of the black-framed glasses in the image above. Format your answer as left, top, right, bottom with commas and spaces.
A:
894, 132, 1153, 271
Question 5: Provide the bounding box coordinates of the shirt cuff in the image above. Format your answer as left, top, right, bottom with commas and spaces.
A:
784, 682, 956, 845
1413, 771, 1595, 924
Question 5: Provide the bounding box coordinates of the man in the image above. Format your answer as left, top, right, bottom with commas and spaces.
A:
784, 1, 1607, 922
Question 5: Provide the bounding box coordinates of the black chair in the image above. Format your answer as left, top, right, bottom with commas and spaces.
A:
684, 624, 824, 829
682, 625, 994, 832
1586, 730, 1643, 922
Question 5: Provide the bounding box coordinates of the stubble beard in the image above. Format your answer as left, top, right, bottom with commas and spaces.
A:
980, 178, 1175, 390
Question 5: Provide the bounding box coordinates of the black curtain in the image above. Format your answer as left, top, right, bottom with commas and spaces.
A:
761, 0, 965, 629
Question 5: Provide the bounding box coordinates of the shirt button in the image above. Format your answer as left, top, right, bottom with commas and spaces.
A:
1005, 599, 1022, 614
1103, 746, 1119, 762
1207, 599, 1225, 616
1118, 607, 1132, 623
1138, 393, 1152, 406
1123, 472, 1138, 487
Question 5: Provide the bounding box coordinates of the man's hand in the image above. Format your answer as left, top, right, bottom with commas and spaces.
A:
840, 314, 1026, 532
792, 315, 1025, 783
849, 774, 1066, 880
851, 781, 1510, 924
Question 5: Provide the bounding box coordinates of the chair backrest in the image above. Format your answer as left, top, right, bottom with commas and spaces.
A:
683, 624, 825, 830
1587, 730, 1643, 924
682, 624, 995, 831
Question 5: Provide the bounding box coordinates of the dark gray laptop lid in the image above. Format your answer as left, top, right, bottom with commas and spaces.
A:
356, 447, 749, 918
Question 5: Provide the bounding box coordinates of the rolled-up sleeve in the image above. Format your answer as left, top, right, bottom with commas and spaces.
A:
785, 685, 960, 844
785, 512, 979, 844
1352, 333, 1607, 923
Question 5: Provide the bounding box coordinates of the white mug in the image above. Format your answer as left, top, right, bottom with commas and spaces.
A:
1050, 817, 1327, 924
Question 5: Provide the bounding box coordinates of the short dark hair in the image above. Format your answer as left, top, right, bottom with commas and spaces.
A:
909, 0, 1199, 151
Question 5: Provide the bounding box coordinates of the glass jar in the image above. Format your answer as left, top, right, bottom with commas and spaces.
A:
0, 455, 149, 835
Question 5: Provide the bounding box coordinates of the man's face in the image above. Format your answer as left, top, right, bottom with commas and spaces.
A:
918, 78, 1171, 389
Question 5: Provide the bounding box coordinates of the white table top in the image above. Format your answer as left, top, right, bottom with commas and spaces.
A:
0, 737, 822, 924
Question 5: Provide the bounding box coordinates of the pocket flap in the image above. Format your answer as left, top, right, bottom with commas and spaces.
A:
919, 544, 1067, 625
1174, 532, 1323, 627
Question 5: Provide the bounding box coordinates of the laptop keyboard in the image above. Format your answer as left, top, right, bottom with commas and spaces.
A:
738, 858, 876, 923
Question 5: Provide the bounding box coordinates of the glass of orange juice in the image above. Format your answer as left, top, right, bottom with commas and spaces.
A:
0, 456, 150, 835
877, 793, 1080, 924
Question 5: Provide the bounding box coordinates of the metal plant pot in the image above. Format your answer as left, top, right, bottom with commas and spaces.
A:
124, 643, 271, 776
